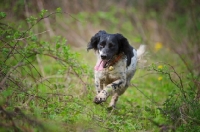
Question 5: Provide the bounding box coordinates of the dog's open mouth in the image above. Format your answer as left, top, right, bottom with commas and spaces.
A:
94, 60, 108, 71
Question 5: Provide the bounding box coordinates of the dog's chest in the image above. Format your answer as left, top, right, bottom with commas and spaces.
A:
95, 58, 126, 82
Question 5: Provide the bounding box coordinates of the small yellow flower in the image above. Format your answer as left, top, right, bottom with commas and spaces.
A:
158, 76, 163, 81
158, 65, 163, 69
155, 42, 163, 51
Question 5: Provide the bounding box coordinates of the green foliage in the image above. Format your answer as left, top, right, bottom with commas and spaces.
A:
1, 1, 200, 131
151, 63, 200, 131
56, 7, 62, 13
0, 10, 92, 131
0, 9, 165, 131
0, 12, 6, 19
39, 9, 48, 18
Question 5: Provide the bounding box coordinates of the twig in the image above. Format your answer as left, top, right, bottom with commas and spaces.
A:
1, 39, 42, 79
153, 62, 187, 99
36, 0, 54, 37
130, 83, 159, 106
36, 54, 45, 77
33, 75, 65, 87
0, 106, 21, 131
42, 53, 88, 93
13, 30, 50, 41
0, 62, 24, 88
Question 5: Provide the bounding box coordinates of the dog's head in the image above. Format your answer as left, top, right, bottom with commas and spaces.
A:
87, 30, 133, 66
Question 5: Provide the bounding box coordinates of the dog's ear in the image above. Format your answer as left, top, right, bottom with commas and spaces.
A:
117, 33, 134, 66
87, 30, 106, 51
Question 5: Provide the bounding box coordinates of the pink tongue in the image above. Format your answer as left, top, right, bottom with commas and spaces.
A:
94, 60, 107, 71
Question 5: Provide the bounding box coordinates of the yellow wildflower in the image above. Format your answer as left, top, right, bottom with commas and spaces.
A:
158, 65, 163, 69
155, 42, 163, 51
158, 76, 163, 81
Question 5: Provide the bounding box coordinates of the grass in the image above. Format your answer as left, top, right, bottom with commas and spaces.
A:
44, 46, 180, 131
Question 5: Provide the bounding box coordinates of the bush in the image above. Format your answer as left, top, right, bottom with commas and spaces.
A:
0, 10, 91, 131
152, 62, 200, 131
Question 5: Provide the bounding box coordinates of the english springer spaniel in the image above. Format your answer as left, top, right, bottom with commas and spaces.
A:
87, 30, 145, 108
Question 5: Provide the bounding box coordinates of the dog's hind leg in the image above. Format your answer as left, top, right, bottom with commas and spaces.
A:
108, 93, 119, 108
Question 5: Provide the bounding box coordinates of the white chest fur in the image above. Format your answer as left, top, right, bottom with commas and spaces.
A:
95, 56, 127, 83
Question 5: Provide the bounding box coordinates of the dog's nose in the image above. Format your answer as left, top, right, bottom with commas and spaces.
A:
101, 54, 107, 60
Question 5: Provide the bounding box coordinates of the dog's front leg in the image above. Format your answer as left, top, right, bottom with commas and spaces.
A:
95, 78, 101, 94
94, 76, 106, 104
94, 79, 126, 105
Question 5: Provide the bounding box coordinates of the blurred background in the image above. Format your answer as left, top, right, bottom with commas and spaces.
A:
2, 0, 200, 73
1, 0, 200, 131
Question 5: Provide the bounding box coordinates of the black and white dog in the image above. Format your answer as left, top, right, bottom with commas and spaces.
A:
87, 30, 145, 108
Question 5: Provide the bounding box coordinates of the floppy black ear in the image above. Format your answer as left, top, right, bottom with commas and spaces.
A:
117, 34, 134, 66
87, 30, 107, 51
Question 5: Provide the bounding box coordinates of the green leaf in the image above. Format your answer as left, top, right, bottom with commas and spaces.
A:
39, 9, 48, 18
31, 35, 37, 41
2, 88, 13, 98
0, 12, 6, 19
56, 7, 62, 13
56, 43, 61, 49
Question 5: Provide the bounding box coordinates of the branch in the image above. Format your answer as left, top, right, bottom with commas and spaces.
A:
0, 62, 24, 89
42, 53, 88, 93
152, 62, 187, 99
13, 30, 50, 41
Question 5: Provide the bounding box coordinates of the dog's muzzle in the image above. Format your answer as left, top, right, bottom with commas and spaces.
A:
101, 54, 107, 60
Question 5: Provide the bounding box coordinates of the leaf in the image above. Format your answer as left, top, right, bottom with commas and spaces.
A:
31, 35, 37, 41
56, 43, 61, 49
2, 88, 13, 98
0, 12, 6, 19
56, 7, 62, 13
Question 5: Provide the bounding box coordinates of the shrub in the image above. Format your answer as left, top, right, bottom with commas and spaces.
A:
0, 10, 91, 131
152, 63, 200, 131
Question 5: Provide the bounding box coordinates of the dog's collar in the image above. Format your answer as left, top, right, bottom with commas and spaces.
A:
103, 53, 125, 68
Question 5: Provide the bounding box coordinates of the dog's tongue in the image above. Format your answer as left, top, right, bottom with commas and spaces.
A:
94, 60, 107, 71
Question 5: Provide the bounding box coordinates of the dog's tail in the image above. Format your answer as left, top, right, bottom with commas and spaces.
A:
137, 45, 146, 61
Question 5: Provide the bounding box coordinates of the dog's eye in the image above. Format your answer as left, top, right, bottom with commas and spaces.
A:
100, 42, 105, 47
109, 43, 114, 48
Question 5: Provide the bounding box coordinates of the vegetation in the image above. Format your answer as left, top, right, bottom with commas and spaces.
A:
0, 0, 200, 131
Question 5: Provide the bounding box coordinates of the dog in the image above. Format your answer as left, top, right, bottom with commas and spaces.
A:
87, 30, 145, 108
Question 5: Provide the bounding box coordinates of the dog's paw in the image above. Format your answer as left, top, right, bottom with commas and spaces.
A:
93, 90, 108, 104
107, 105, 116, 111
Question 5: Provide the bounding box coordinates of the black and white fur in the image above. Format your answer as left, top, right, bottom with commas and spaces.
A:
87, 30, 145, 108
